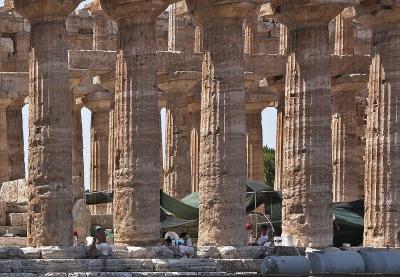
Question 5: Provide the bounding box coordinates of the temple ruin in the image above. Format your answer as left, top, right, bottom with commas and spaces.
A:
0, 0, 400, 275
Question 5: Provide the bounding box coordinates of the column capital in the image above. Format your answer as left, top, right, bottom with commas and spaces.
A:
355, 2, 400, 31
12, 0, 81, 23
266, 0, 358, 29
0, 98, 13, 110
78, 88, 113, 113
99, 0, 174, 26
185, 0, 261, 25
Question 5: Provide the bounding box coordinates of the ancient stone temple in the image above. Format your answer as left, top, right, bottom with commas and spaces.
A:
1, 2, 400, 275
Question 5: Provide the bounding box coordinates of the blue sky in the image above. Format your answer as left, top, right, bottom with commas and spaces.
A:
1, 0, 277, 189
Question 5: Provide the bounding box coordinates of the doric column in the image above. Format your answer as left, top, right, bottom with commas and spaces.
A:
0, 100, 12, 185
107, 108, 114, 214
81, 89, 112, 215
356, 2, 400, 248
244, 9, 260, 55
168, 3, 195, 52
7, 101, 25, 181
334, 7, 355, 56
71, 100, 84, 203
274, 96, 285, 191
90, 1, 117, 51
13, 0, 80, 246
331, 9, 366, 203
189, 102, 200, 192
279, 24, 288, 55
160, 72, 199, 199
331, 76, 366, 202
100, 0, 172, 245
269, 0, 356, 248
185, 0, 259, 246
246, 110, 264, 182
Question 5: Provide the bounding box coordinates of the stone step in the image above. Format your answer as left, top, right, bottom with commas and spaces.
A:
0, 273, 258, 277
0, 259, 262, 274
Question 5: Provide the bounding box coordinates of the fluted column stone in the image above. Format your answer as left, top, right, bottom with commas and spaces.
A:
334, 7, 355, 56
0, 100, 12, 185
246, 111, 264, 182
331, 77, 366, 202
100, 0, 174, 245
71, 100, 84, 202
13, 0, 80, 246
189, 102, 200, 192
185, 0, 259, 246
82, 89, 112, 215
274, 96, 285, 191
160, 72, 199, 199
7, 102, 25, 181
356, 2, 400, 247
269, 0, 356, 248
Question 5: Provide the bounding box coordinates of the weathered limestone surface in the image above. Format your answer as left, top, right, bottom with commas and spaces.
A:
12, 0, 81, 246
81, 89, 112, 214
72, 200, 91, 244
331, 75, 367, 202
185, 0, 259, 246
274, 96, 284, 192
268, 0, 357, 247
331, 9, 367, 203
71, 101, 84, 203
0, 100, 12, 184
160, 72, 200, 199
246, 111, 264, 182
0, 179, 28, 204
78, 88, 112, 214
356, 1, 400, 248
6, 103, 25, 182
189, 103, 200, 193
0, 201, 5, 226
99, 0, 174, 245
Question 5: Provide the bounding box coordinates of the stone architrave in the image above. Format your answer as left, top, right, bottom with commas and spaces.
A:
99, 0, 176, 246
185, 0, 260, 246
356, 2, 400, 248
13, 0, 81, 246
268, 0, 357, 248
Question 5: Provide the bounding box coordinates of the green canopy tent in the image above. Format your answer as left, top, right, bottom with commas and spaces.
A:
85, 184, 364, 245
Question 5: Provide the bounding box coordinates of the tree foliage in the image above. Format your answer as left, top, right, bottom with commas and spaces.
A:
263, 146, 275, 187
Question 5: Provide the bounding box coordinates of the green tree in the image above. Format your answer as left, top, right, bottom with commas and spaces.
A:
263, 146, 275, 186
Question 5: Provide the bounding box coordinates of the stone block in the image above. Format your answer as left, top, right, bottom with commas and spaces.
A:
91, 214, 113, 229
0, 179, 28, 204
6, 203, 28, 213
0, 247, 26, 259
196, 246, 221, 259
39, 246, 87, 259
153, 259, 217, 272
0, 226, 27, 237
69, 274, 132, 277
6, 213, 28, 226
216, 259, 262, 273
0, 237, 27, 247
0, 201, 5, 226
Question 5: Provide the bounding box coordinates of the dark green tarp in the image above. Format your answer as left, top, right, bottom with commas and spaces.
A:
85, 184, 364, 246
